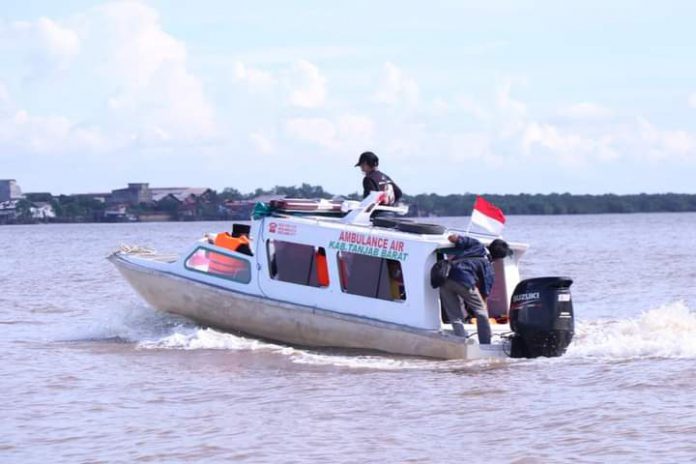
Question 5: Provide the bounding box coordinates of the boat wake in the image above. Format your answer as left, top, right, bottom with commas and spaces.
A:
567, 301, 696, 360
85, 301, 696, 369
138, 326, 294, 354
136, 325, 446, 370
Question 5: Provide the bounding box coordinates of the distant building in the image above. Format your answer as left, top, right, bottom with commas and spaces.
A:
104, 204, 129, 221
151, 187, 214, 203
151, 187, 215, 219
24, 192, 54, 203
0, 199, 55, 223
108, 184, 214, 207
69, 192, 110, 203
109, 183, 152, 205
0, 199, 19, 222
0, 180, 23, 202
30, 202, 56, 220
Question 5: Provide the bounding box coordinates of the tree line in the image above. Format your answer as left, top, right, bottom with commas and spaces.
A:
6, 185, 696, 224
223, 185, 696, 216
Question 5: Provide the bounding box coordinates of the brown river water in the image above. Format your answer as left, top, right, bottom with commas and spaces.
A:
1, 214, 695, 463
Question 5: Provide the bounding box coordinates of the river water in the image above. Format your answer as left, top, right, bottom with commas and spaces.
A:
1, 214, 695, 463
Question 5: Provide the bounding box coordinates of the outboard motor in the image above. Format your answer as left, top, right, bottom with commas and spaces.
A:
508, 277, 574, 358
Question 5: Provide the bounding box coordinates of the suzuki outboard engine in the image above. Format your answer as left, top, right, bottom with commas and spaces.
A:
509, 277, 574, 358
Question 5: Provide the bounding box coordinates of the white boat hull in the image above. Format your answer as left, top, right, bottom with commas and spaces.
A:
110, 253, 508, 360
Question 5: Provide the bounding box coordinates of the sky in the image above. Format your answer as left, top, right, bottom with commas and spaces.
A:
1, 0, 696, 196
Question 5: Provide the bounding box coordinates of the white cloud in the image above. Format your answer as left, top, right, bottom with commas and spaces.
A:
374, 62, 419, 105
285, 117, 336, 148
249, 131, 274, 154
496, 79, 527, 116
85, 2, 183, 87
0, 108, 107, 154
234, 59, 327, 108
287, 59, 327, 108
0, 81, 8, 104
483, 81, 624, 165
559, 102, 613, 119
3, 2, 696, 193
519, 112, 696, 166
234, 46, 358, 65
368, 79, 696, 170
83, 1, 216, 142
430, 98, 450, 116
442, 132, 495, 163
1, 17, 80, 73
0, 1, 217, 154
522, 121, 605, 165
495, 79, 527, 136
688, 93, 696, 109
234, 61, 276, 92
33, 17, 80, 60
636, 117, 696, 160
456, 96, 491, 121
0, 79, 108, 154
337, 115, 374, 143
284, 114, 374, 150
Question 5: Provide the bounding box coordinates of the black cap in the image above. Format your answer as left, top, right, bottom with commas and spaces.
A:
488, 239, 513, 260
355, 151, 379, 167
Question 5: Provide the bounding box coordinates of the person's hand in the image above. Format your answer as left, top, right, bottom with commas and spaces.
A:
448, 234, 459, 243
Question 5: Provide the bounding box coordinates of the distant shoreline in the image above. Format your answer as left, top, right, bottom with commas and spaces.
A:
3, 184, 696, 225
3, 207, 696, 227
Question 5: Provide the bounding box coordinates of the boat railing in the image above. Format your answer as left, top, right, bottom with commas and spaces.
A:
341, 191, 409, 225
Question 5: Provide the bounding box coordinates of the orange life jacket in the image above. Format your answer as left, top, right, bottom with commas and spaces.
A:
315, 250, 329, 287
214, 232, 250, 252
208, 233, 250, 276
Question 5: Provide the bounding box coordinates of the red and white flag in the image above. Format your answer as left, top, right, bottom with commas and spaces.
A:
469, 196, 506, 236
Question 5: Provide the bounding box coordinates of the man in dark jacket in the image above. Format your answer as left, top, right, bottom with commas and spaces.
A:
354, 151, 402, 205
440, 234, 512, 343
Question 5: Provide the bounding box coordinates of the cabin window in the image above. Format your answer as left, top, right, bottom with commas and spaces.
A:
184, 247, 252, 284
337, 252, 406, 301
267, 240, 329, 288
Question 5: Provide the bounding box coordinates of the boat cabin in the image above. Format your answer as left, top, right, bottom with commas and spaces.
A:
179, 193, 528, 331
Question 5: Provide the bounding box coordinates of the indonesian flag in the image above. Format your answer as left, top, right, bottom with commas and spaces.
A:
470, 196, 506, 236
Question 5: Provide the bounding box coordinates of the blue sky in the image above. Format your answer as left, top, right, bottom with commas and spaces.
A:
1, 0, 696, 196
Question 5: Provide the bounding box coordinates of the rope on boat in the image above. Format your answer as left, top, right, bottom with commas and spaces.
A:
113, 244, 179, 262
118, 244, 158, 255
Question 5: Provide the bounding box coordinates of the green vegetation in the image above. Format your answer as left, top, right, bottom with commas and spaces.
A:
52, 195, 106, 222
403, 192, 696, 216
5, 183, 696, 225
231, 184, 696, 216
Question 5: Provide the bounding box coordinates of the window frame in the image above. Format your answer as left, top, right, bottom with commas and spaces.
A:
266, 239, 330, 289
336, 251, 407, 302
184, 245, 252, 284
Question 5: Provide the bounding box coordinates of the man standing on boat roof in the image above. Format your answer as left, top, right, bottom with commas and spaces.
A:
440, 235, 512, 344
355, 151, 403, 205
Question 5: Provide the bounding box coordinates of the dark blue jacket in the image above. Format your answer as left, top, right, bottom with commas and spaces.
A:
447, 236, 495, 297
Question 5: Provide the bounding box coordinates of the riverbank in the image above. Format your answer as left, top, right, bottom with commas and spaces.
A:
3, 186, 696, 225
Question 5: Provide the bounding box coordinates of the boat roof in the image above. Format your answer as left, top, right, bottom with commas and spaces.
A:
251, 194, 529, 252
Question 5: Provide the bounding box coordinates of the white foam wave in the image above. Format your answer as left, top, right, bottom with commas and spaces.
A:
58, 303, 188, 344
568, 301, 696, 360
137, 327, 294, 354
136, 326, 441, 370
117, 301, 696, 368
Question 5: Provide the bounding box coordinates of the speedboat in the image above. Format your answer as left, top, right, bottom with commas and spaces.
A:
109, 192, 574, 360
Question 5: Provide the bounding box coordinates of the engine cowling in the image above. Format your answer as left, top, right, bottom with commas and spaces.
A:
509, 277, 574, 358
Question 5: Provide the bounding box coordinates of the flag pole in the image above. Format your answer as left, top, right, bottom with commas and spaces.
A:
464, 198, 475, 236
